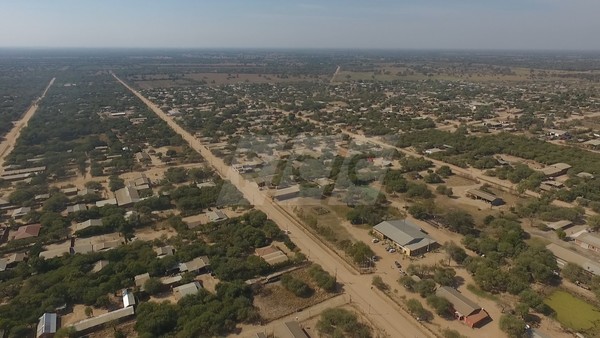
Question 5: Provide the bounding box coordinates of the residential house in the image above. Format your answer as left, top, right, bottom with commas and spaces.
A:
546, 220, 573, 231
75, 219, 103, 233
36, 313, 58, 338
174, 281, 202, 300
10, 224, 41, 241
134, 273, 151, 291
436, 286, 490, 328
179, 256, 210, 274
208, 210, 228, 222
115, 186, 140, 207
574, 233, 600, 254
539, 163, 571, 177
5, 252, 27, 267
255, 245, 289, 265
154, 245, 175, 258
12, 206, 31, 219
66, 204, 87, 214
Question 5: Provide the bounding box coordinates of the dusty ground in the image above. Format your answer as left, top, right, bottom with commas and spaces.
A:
197, 274, 220, 294
61, 304, 109, 326
253, 267, 340, 322
134, 225, 177, 242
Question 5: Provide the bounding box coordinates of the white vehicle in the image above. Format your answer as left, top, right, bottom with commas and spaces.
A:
388, 248, 396, 253
371, 238, 379, 243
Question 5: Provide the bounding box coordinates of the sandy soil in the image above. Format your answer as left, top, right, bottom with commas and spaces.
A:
134, 225, 177, 242
61, 304, 109, 327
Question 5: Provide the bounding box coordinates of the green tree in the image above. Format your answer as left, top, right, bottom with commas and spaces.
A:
43, 193, 69, 212
55, 327, 77, 338
444, 242, 467, 264
281, 274, 313, 298
143, 277, 164, 295
587, 214, 600, 231
426, 295, 453, 318
436, 165, 453, 178
406, 298, 432, 321
135, 301, 178, 337
108, 175, 125, 192
345, 241, 375, 265
372, 276, 389, 291
415, 279, 436, 298
316, 308, 372, 338
499, 314, 527, 338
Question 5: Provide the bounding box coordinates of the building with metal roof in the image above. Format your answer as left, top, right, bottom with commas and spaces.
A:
37, 313, 57, 338
436, 286, 490, 328
174, 281, 202, 300
71, 307, 134, 333
373, 220, 437, 256
179, 256, 210, 274
574, 233, 600, 254
115, 186, 140, 207
546, 243, 600, 276
539, 163, 572, 177
75, 219, 103, 232
466, 189, 504, 206
273, 321, 310, 338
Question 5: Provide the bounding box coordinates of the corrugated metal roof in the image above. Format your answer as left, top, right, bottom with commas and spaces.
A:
373, 220, 434, 247
37, 313, 57, 337
72, 307, 134, 332
436, 286, 481, 317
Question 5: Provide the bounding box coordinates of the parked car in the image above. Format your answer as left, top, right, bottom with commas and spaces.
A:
371, 238, 379, 243
388, 248, 396, 253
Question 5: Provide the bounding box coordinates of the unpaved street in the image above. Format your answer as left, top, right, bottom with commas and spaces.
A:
0, 77, 55, 171
113, 72, 435, 338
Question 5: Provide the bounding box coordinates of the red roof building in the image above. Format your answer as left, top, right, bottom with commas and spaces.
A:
11, 224, 42, 241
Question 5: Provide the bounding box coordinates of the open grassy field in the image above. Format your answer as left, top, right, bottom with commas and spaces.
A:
545, 290, 600, 332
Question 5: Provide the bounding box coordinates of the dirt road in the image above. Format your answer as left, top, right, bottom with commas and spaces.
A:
331, 65, 341, 84
0, 77, 55, 171
112, 72, 435, 338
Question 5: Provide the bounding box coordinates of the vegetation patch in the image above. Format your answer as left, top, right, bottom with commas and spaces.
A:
253, 267, 340, 321
544, 290, 600, 331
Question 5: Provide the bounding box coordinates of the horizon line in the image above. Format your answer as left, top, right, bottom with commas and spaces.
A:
1, 46, 600, 53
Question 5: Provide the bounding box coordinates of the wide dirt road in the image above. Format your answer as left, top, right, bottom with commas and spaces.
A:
112, 72, 434, 338
0, 77, 55, 171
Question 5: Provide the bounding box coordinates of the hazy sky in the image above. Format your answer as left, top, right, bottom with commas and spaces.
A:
1, 0, 599, 50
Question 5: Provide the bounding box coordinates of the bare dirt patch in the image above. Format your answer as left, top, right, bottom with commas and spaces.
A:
253, 267, 340, 322
61, 304, 109, 327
